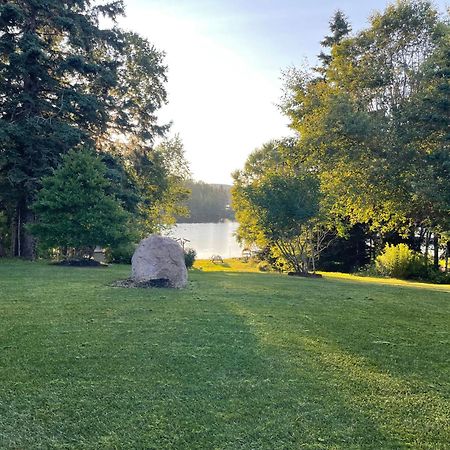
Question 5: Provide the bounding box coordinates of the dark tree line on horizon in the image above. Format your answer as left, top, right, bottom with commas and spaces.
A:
176, 181, 235, 224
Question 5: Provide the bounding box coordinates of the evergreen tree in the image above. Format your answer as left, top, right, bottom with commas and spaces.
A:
29, 148, 131, 257
0, 1, 124, 257
0, 1, 168, 258
317, 10, 351, 72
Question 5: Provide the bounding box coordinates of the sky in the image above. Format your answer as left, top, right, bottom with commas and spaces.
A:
120, 0, 449, 184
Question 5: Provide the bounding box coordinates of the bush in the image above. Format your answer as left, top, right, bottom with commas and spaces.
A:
376, 243, 425, 279
105, 242, 136, 264
422, 268, 450, 284
257, 261, 271, 272
184, 248, 196, 269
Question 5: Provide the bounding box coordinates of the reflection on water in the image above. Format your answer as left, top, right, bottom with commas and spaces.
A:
165, 222, 242, 259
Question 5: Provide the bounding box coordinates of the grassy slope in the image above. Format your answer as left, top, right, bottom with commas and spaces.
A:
0, 259, 449, 449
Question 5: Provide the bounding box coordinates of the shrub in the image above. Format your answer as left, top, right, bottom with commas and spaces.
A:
257, 261, 271, 272
106, 242, 136, 264
376, 243, 424, 279
422, 268, 450, 284
184, 248, 196, 269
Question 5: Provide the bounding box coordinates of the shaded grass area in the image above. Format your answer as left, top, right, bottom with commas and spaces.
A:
0, 259, 449, 449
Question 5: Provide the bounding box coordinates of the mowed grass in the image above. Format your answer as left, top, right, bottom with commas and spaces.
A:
0, 260, 449, 449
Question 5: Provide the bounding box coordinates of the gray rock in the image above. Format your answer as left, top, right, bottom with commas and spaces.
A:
131, 235, 188, 288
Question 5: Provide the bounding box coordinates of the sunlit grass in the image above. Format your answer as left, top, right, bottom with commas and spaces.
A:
318, 271, 450, 292
194, 257, 261, 272
0, 259, 449, 448
196, 258, 450, 292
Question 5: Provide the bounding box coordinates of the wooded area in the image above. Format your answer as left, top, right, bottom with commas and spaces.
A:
232, 2, 449, 280
0, 1, 190, 259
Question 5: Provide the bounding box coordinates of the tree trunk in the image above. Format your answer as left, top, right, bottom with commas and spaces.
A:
433, 233, 439, 271
445, 241, 449, 273
310, 229, 316, 273
21, 208, 36, 259
13, 201, 36, 259
10, 215, 17, 257
424, 231, 431, 265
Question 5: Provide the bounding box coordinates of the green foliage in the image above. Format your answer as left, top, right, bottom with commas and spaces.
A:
232, 140, 300, 248
111, 31, 169, 143
401, 26, 450, 235
0, 0, 123, 256
178, 181, 235, 223
29, 148, 132, 256
0, 1, 169, 258
318, 224, 371, 272
105, 242, 136, 265
281, 1, 450, 261
232, 140, 329, 273
245, 172, 320, 242
184, 247, 197, 269
375, 244, 424, 279
100, 152, 141, 216
128, 135, 191, 235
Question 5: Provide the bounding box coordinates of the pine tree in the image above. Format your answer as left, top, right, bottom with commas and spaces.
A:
29, 148, 131, 257
317, 10, 351, 72
0, 1, 169, 258
0, 1, 127, 257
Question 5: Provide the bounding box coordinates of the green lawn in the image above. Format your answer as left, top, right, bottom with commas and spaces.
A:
0, 260, 449, 449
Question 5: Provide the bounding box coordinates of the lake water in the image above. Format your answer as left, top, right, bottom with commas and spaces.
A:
165, 222, 242, 259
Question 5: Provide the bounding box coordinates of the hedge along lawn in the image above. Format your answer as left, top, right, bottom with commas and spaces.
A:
0, 260, 449, 449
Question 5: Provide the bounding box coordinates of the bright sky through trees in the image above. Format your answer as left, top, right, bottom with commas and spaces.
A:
120, 0, 449, 184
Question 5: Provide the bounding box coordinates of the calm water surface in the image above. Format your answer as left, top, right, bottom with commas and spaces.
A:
165, 222, 242, 259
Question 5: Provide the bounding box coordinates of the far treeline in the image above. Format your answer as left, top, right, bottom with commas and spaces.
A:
177, 181, 235, 223
232, 1, 450, 281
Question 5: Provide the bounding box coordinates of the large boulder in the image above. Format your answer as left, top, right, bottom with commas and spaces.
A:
131, 235, 188, 288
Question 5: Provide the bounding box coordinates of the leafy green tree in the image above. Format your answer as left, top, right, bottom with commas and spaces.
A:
400, 26, 450, 267
232, 141, 287, 247
245, 172, 321, 273
282, 1, 448, 253
29, 148, 132, 258
232, 141, 333, 273
128, 135, 191, 234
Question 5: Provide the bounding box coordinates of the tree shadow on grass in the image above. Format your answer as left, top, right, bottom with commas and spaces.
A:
0, 288, 403, 449
228, 300, 450, 449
